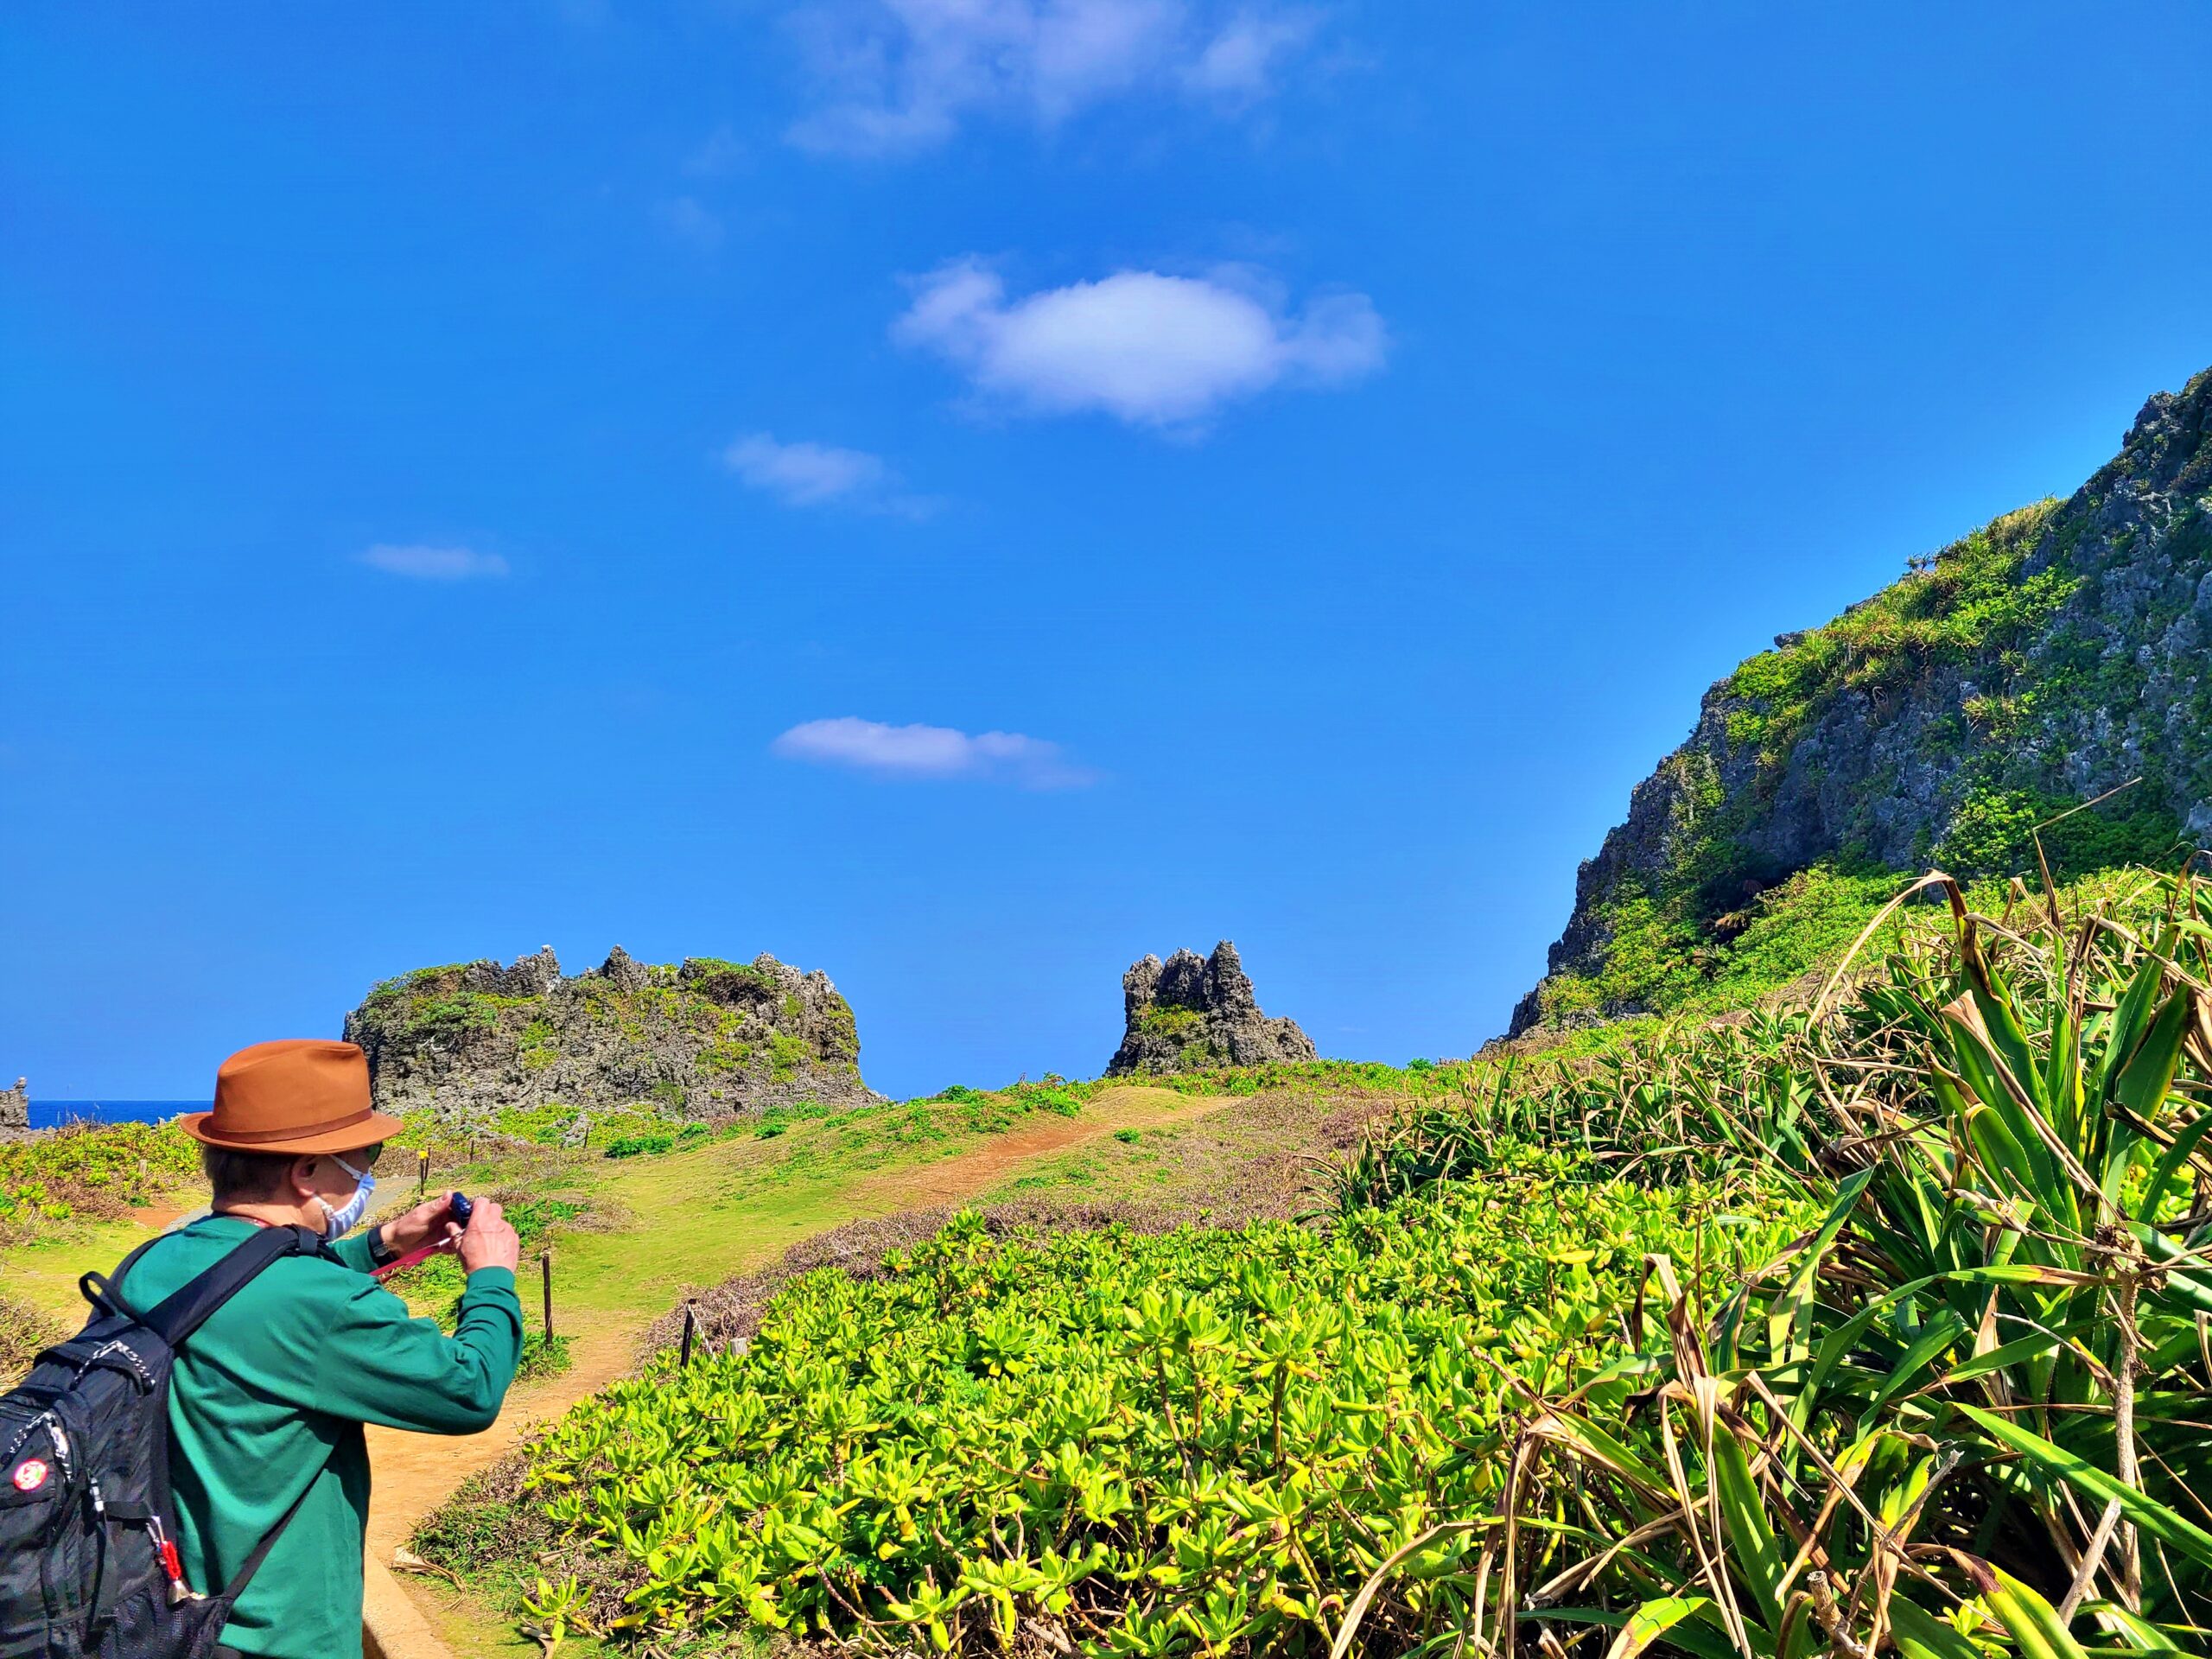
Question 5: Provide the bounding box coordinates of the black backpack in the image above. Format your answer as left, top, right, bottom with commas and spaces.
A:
1, 1226, 325, 1659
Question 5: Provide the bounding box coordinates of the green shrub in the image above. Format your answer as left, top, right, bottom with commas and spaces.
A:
515, 1329, 572, 1383
0, 1120, 202, 1243
492, 1103, 582, 1146
1936, 783, 2183, 880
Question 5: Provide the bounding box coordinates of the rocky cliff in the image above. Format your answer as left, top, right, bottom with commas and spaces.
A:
1, 1078, 26, 1136
1514, 362, 2212, 1035
343, 947, 882, 1123
1108, 942, 1317, 1076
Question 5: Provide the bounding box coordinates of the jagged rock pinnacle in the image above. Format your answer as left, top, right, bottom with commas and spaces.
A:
1107, 941, 1316, 1077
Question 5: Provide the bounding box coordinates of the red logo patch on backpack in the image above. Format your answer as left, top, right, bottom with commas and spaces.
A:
10, 1459, 48, 1492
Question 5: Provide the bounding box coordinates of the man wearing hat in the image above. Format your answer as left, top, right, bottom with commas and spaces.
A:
120, 1039, 524, 1659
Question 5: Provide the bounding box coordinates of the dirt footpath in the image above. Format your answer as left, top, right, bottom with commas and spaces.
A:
363, 1319, 634, 1564
367, 1088, 1236, 1646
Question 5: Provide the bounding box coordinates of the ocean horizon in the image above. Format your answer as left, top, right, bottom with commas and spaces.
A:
28, 1099, 205, 1129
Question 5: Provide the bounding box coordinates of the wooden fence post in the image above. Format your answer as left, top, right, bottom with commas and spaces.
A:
541, 1249, 555, 1339
679, 1300, 696, 1370
417, 1148, 429, 1198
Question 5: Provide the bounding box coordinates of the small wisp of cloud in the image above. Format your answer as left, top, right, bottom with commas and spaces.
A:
772, 716, 1096, 788
1183, 8, 1320, 102
723, 432, 938, 517
893, 257, 1385, 430
359, 543, 511, 581
787, 1, 1325, 156
657, 195, 725, 246
684, 124, 748, 176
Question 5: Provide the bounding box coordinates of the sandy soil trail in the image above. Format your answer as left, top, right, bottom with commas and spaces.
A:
363, 1322, 635, 1564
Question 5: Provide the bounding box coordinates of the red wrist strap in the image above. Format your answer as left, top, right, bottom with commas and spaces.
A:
370, 1238, 456, 1281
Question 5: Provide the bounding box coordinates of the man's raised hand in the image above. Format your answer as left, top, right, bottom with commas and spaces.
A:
459, 1198, 522, 1275
382, 1191, 466, 1258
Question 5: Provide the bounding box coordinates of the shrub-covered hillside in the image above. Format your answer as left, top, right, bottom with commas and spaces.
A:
432, 867, 2212, 1656
1515, 362, 2212, 1033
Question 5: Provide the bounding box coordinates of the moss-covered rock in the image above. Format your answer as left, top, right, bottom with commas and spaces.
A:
343, 945, 881, 1125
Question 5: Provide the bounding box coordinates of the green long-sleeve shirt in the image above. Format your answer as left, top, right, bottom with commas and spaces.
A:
120, 1216, 523, 1659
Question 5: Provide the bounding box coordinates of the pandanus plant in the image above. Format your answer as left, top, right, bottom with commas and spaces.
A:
1513, 873, 2212, 1658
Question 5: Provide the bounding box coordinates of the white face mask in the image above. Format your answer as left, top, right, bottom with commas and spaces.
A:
315, 1153, 378, 1241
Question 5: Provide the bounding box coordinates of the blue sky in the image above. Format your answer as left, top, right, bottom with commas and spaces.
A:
4, 3, 2210, 1100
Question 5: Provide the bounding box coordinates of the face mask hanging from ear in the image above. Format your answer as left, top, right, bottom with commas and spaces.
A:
315, 1153, 378, 1241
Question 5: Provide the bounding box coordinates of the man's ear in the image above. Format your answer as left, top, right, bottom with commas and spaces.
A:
286, 1155, 324, 1200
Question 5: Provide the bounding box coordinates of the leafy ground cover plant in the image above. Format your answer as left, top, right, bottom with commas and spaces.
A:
499, 1160, 1808, 1653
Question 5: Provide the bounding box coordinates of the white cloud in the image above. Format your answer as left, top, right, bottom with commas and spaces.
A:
1183, 7, 1319, 99
785, 0, 1324, 156
657, 195, 725, 245
772, 716, 1096, 787
893, 258, 1385, 428
722, 432, 938, 517
359, 543, 510, 581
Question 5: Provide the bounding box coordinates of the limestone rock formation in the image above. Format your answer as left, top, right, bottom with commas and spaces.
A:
343, 947, 883, 1124
1511, 362, 2212, 1036
1, 1077, 27, 1137
1107, 942, 1317, 1076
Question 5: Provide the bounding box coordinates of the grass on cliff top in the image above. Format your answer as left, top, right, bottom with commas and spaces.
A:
1723, 498, 2067, 771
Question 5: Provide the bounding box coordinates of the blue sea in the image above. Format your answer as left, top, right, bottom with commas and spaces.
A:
28, 1100, 206, 1130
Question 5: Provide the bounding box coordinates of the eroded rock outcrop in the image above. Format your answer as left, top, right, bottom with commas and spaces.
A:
1107, 942, 1317, 1076
1511, 362, 2212, 1036
1, 1077, 27, 1137
343, 947, 882, 1124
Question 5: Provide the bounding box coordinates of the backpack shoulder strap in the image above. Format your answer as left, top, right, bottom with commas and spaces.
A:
79, 1232, 172, 1323
141, 1225, 325, 1348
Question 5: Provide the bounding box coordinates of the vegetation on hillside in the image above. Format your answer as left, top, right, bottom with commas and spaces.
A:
353, 953, 866, 1101
1534, 812, 2183, 1030
504, 1165, 1808, 1652
1721, 502, 2069, 774
1528, 420, 2208, 1033
436, 865, 2212, 1656
0, 1119, 200, 1243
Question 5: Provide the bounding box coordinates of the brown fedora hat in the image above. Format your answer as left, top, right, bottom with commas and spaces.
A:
179, 1039, 404, 1155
